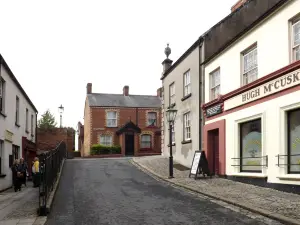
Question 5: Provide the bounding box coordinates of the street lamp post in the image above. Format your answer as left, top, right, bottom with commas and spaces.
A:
166, 108, 177, 179
58, 104, 64, 128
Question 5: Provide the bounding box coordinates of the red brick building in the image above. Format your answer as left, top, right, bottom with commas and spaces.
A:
82, 83, 162, 157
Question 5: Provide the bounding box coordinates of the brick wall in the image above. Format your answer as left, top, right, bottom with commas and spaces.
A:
37, 127, 75, 153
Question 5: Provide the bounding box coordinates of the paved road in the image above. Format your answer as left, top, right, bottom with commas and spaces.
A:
46, 158, 270, 225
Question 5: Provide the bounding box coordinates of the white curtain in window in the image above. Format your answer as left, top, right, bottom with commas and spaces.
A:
141, 135, 151, 148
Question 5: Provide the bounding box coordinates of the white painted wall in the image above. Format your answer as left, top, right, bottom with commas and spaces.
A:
162, 47, 200, 167
204, 0, 300, 103
0, 64, 37, 191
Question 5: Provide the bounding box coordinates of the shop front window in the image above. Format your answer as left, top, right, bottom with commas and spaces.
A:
240, 119, 262, 172
287, 109, 300, 174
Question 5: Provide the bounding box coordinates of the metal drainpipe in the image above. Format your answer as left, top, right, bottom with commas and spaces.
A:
199, 37, 204, 152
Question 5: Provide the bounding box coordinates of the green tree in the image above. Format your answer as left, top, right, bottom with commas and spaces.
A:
38, 109, 57, 129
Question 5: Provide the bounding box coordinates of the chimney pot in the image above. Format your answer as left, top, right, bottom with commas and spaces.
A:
87, 83, 92, 94
123, 85, 129, 96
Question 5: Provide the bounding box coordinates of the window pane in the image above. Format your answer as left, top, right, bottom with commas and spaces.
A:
240, 119, 262, 172
288, 109, 300, 173
141, 135, 151, 148
107, 111, 117, 119
293, 21, 300, 46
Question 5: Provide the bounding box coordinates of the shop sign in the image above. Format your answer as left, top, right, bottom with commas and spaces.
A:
225, 68, 300, 110
206, 104, 223, 118
5, 130, 13, 143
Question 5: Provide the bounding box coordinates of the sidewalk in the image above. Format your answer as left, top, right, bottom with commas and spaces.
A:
0, 186, 47, 225
132, 155, 300, 225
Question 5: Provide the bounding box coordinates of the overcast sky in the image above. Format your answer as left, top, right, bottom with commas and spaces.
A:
0, 0, 237, 145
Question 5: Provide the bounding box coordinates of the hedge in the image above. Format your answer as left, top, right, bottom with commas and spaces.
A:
90, 144, 121, 155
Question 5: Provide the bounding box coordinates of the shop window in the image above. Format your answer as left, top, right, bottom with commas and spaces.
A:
100, 135, 112, 146
239, 119, 262, 172
141, 134, 151, 148
287, 109, 300, 174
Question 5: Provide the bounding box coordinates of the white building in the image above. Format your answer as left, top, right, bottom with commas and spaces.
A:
202, 0, 300, 187
0, 55, 38, 191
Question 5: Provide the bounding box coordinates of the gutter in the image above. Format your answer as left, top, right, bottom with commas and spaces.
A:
198, 36, 205, 152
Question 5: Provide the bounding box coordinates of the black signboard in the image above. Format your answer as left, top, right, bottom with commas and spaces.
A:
189, 150, 211, 179
206, 104, 222, 118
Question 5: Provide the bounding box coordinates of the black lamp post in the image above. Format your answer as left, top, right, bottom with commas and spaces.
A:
166, 108, 177, 179
58, 104, 64, 128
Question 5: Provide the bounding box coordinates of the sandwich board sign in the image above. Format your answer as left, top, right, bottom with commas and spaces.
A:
189, 150, 211, 179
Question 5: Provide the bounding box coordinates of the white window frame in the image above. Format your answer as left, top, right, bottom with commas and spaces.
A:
242, 46, 258, 85
0, 78, 5, 113
26, 109, 29, 131
147, 112, 157, 126
184, 70, 191, 96
0, 140, 3, 174
292, 19, 300, 62
183, 112, 191, 141
169, 83, 175, 106
106, 111, 117, 127
100, 135, 112, 146
141, 134, 151, 148
210, 68, 220, 100
15, 96, 20, 125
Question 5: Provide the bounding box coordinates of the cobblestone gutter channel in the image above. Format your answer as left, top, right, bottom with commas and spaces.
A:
131, 156, 300, 225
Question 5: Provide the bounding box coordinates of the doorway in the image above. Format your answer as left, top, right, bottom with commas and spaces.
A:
125, 134, 134, 156
210, 129, 219, 175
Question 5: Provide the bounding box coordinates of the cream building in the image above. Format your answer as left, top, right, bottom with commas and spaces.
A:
202, 0, 300, 187
0, 55, 38, 191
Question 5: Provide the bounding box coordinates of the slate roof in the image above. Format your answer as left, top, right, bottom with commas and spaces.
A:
87, 93, 161, 108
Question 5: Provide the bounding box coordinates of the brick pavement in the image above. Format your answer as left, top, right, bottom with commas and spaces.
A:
132, 155, 300, 225
0, 186, 47, 225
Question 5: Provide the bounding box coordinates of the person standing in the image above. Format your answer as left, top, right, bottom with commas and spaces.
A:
19, 158, 27, 187
11, 159, 22, 192
33, 157, 40, 187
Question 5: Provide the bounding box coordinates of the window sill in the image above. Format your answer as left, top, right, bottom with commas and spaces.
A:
277, 175, 300, 181
167, 143, 175, 147
230, 173, 267, 178
0, 174, 6, 178
105, 126, 118, 128
181, 93, 192, 101
15, 123, 20, 128
0, 111, 6, 118
167, 103, 176, 109
181, 140, 192, 144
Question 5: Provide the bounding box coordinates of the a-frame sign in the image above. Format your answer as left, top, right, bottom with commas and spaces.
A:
189, 150, 211, 179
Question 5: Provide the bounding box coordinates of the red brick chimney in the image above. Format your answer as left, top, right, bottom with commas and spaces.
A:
123, 85, 129, 96
231, 0, 247, 12
87, 83, 92, 94
157, 87, 162, 97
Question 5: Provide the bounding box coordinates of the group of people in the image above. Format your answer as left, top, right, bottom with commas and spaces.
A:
11, 157, 40, 192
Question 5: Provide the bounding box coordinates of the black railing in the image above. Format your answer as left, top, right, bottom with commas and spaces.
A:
38, 141, 66, 216
231, 155, 268, 167
276, 154, 300, 166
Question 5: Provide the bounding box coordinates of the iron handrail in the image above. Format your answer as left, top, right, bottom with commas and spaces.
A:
276, 154, 300, 166
231, 155, 268, 167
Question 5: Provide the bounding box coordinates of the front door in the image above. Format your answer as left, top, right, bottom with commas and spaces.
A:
125, 134, 134, 156
211, 129, 219, 175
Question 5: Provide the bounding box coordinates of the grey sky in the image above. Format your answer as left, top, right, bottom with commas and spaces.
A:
0, 0, 237, 133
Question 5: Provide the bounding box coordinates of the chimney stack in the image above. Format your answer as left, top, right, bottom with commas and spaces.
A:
123, 85, 129, 96
231, 0, 247, 12
162, 43, 173, 74
157, 87, 162, 97
87, 83, 92, 94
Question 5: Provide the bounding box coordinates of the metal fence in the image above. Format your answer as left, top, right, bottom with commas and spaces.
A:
38, 141, 67, 216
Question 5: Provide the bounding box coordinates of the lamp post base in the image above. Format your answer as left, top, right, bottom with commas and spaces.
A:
169, 156, 174, 178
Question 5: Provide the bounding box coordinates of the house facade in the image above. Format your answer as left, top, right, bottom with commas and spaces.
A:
82, 83, 162, 157
202, 0, 300, 187
161, 41, 204, 167
0, 54, 38, 191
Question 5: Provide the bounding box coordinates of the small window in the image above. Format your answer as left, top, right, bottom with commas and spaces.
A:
106, 111, 117, 127
31, 114, 34, 134
141, 134, 151, 148
26, 109, 29, 131
169, 83, 175, 106
0, 78, 5, 113
0, 140, 3, 174
242, 46, 258, 85
287, 108, 300, 174
15, 96, 20, 125
171, 124, 175, 143
239, 119, 262, 173
292, 19, 300, 62
183, 70, 191, 96
12, 145, 20, 160
183, 112, 191, 141
210, 69, 220, 100
147, 112, 157, 126
100, 135, 112, 146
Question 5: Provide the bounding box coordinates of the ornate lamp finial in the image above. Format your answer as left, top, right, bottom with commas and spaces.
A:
164, 43, 171, 59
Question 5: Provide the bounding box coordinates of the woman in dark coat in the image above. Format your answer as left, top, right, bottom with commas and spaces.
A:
12, 159, 22, 192
19, 158, 27, 187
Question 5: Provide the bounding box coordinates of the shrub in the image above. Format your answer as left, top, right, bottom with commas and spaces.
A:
90, 144, 121, 155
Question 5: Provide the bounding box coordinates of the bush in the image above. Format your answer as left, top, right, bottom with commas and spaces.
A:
90, 144, 121, 155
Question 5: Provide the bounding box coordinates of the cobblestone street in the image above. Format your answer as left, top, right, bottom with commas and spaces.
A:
132, 155, 300, 224
46, 158, 281, 225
